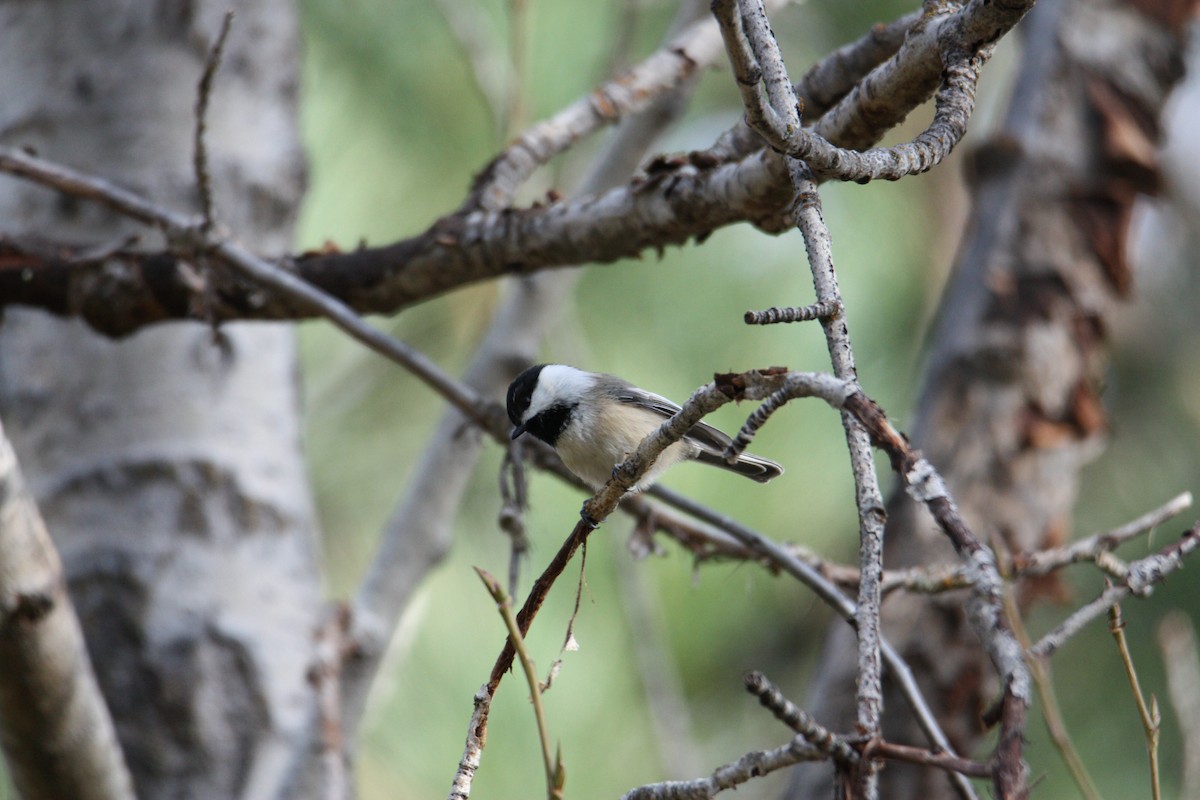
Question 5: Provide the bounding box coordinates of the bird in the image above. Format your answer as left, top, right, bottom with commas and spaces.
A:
506, 364, 783, 491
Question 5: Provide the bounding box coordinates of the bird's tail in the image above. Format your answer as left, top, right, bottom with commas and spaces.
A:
694, 451, 784, 483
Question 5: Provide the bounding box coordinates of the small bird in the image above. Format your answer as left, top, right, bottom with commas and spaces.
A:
506, 364, 784, 490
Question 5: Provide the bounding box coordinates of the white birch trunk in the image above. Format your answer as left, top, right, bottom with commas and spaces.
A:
0, 2, 324, 797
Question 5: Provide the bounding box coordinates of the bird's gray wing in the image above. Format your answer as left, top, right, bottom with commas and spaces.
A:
612, 386, 733, 454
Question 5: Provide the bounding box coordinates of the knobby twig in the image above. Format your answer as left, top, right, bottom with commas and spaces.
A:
624, 671, 988, 800
748, 672, 993, 787
713, 0, 990, 183
475, 568, 564, 799
778, 68, 889, 800
1109, 603, 1161, 800
655, 484, 978, 800
842, 391, 1030, 798
744, 671, 859, 767
743, 300, 840, 325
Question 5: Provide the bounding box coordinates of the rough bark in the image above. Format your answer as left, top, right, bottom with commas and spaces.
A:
788, 0, 1198, 796
0, 2, 322, 798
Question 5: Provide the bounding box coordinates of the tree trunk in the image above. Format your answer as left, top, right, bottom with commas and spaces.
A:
787, 0, 1196, 795
0, 2, 323, 798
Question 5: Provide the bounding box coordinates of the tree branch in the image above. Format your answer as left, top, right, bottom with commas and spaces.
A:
0, 418, 136, 800
0, 0, 1037, 337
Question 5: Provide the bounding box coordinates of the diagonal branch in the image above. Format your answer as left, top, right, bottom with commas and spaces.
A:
0, 419, 136, 800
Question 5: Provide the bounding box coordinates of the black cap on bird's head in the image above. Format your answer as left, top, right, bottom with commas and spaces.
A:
506, 364, 547, 440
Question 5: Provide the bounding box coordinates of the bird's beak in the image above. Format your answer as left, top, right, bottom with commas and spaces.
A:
510, 424, 526, 440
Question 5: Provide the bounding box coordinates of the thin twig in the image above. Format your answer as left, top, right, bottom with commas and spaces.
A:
841, 390, 1031, 798
744, 671, 859, 766
1031, 525, 1200, 659
475, 568, 563, 799
1004, 586, 1102, 800
792, 168, 890, 800
194, 9, 235, 233
863, 740, 992, 779
649, 486, 979, 800
619, 739, 824, 800
1015, 492, 1193, 577
1109, 603, 1161, 800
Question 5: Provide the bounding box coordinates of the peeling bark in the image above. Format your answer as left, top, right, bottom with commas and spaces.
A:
788, 0, 1199, 796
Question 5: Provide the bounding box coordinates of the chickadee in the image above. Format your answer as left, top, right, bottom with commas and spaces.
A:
506, 364, 783, 490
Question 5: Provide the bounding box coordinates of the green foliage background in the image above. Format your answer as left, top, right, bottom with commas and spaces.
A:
295, 1, 1200, 798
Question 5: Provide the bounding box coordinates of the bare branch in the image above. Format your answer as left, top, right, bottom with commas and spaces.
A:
651, 484, 978, 800
0, 419, 136, 800
795, 165, 889, 795
744, 671, 859, 767
1030, 525, 1200, 659
1015, 491, 1193, 577
0, 0, 1038, 337
0, 147, 499, 430
462, 0, 785, 211
620, 739, 824, 800
1003, 584, 1102, 800
475, 568, 561, 798
1108, 603, 1162, 800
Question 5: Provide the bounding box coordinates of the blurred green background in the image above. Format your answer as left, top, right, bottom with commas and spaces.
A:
295, 0, 1200, 798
